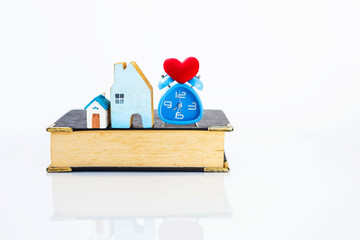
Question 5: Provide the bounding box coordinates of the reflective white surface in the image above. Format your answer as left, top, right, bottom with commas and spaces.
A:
1, 132, 360, 239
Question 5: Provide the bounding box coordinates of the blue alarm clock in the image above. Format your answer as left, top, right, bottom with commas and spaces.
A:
158, 75, 204, 125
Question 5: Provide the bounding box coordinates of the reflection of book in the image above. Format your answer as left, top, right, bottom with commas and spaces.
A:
46, 109, 233, 172
51, 173, 232, 219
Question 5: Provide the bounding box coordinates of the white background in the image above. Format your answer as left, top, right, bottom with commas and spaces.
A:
1, 0, 360, 239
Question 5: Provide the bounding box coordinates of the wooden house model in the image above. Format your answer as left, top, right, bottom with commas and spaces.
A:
84, 94, 110, 129
110, 62, 154, 128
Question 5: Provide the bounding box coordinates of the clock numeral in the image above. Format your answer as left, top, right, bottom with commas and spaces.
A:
175, 112, 184, 119
175, 91, 186, 98
164, 101, 172, 108
188, 102, 197, 110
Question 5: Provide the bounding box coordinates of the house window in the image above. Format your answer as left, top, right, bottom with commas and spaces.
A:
115, 93, 124, 104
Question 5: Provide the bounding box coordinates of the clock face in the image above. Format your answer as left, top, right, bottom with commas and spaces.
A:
158, 84, 203, 125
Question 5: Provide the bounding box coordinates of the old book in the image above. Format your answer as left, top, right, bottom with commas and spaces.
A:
46, 109, 233, 172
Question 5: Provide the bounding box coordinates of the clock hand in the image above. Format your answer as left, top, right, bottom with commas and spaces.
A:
172, 102, 183, 111
172, 91, 182, 110
178, 102, 182, 115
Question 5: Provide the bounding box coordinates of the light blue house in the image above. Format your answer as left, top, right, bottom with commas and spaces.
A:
110, 62, 154, 128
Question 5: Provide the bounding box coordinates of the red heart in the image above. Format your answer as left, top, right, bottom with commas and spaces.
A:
163, 57, 199, 84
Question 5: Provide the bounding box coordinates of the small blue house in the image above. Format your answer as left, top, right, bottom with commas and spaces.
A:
85, 94, 110, 129
110, 62, 154, 128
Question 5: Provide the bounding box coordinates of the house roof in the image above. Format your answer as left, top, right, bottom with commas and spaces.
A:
113, 61, 153, 91
84, 94, 110, 110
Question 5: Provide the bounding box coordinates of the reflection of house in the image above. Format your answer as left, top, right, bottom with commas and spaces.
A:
84, 94, 110, 129
110, 62, 154, 128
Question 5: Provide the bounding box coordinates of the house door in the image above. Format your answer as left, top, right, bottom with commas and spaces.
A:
92, 114, 100, 128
